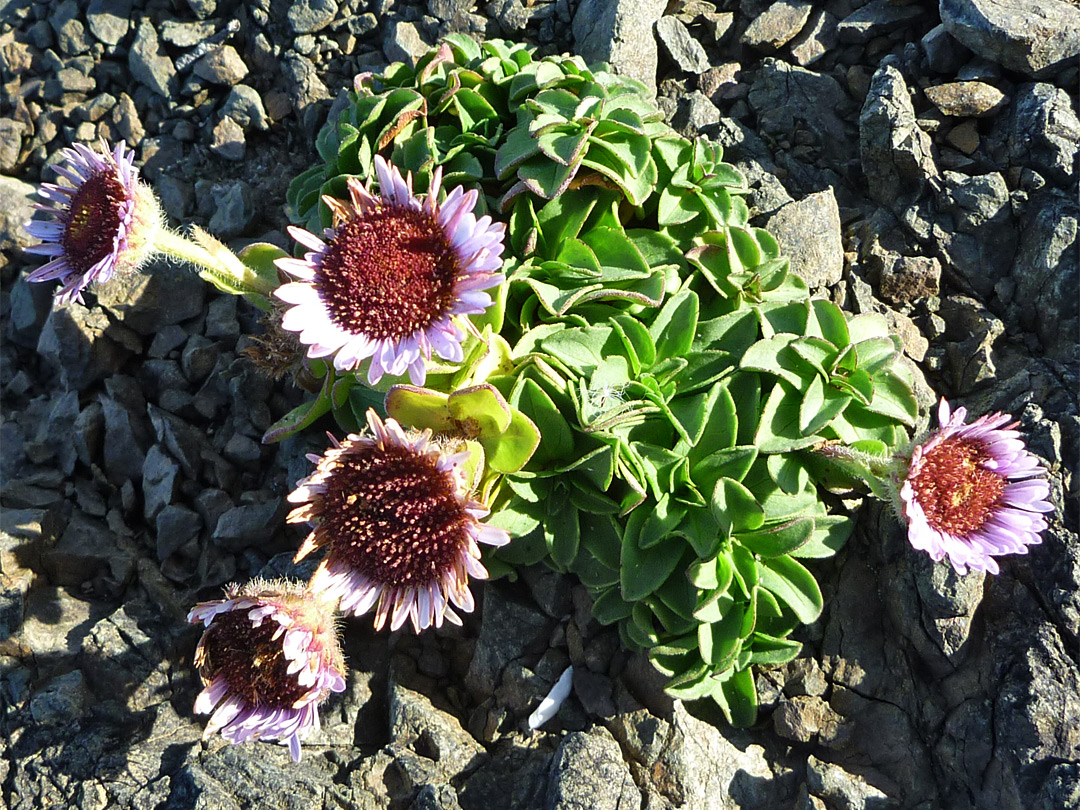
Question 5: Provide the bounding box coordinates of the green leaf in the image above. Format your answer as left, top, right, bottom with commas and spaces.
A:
800, 376, 852, 436
737, 517, 815, 557
810, 299, 850, 347
484, 410, 542, 474
792, 515, 853, 559
592, 587, 634, 625
487, 496, 543, 537
448, 384, 512, 433
757, 555, 823, 624
755, 381, 826, 453
714, 666, 758, 727
865, 368, 918, 427
691, 445, 758, 495
741, 334, 805, 388
621, 528, 684, 601
511, 378, 575, 462
710, 477, 765, 537
649, 290, 698, 363
639, 494, 688, 548
612, 314, 656, 369
545, 494, 580, 568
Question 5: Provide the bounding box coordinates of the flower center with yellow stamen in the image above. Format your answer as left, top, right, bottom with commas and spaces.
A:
61, 169, 127, 276
198, 609, 308, 709
909, 437, 1006, 536
316, 206, 460, 341
316, 443, 469, 587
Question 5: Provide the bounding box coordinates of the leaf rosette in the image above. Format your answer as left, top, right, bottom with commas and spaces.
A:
285, 38, 919, 726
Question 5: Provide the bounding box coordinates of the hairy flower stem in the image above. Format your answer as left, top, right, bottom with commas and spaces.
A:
811, 442, 899, 503
155, 228, 276, 309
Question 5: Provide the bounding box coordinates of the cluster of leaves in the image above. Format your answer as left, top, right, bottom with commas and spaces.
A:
284, 37, 918, 725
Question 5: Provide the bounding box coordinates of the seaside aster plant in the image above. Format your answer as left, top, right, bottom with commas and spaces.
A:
274, 156, 506, 386
897, 399, 1053, 574
188, 579, 346, 762
286, 409, 510, 632
25, 141, 161, 304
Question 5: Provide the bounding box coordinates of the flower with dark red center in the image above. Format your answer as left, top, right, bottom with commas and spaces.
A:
188, 579, 346, 762
25, 142, 161, 304
287, 409, 511, 632
274, 156, 506, 386
897, 399, 1053, 574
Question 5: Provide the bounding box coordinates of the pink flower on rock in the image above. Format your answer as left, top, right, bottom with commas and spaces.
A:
274, 157, 506, 386
188, 579, 346, 762
898, 399, 1053, 574
286, 409, 511, 633
25, 142, 161, 304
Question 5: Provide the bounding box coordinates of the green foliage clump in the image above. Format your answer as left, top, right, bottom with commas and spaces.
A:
286, 36, 918, 725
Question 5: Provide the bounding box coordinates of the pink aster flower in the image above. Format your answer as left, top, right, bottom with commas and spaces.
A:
274, 157, 506, 386
897, 399, 1053, 575
286, 409, 511, 633
188, 579, 346, 762
25, 142, 161, 304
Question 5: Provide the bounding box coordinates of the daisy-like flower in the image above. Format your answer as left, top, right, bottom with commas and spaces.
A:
274, 156, 506, 386
188, 579, 347, 762
897, 398, 1053, 574
286, 409, 511, 633
25, 141, 161, 304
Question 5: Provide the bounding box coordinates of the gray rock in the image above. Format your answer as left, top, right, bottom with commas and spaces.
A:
86, 0, 131, 46
29, 670, 90, 725
223, 433, 261, 465
6, 274, 53, 350
80, 603, 170, 712
656, 16, 711, 74
940, 295, 1004, 393
465, 586, 553, 698
221, 85, 270, 131
914, 558, 985, 663
429, 0, 474, 21
741, 0, 813, 52
1003, 83, 1079, 186
95, 256, 206, 335
110, 92, 144, 146
289, 0, 339, 34
210, 115, 246, 161
155, 504, 201, 560
573, 0, 665, 93
148, 404, 205, 478
921, 23, 971, 73
765, 188, 844, 289
672, 91, 721, 136
100, 393, 148, 485
1013, 190, 1078, 361
186, 0, 217, 16
205, 294, 240, 339
608, 704, 792, 808
390, 681, 486, 775
211, 498, 284, 550
207, 180, 256, 237
193, 45, 249, 86
282, 53, 330, 114
0, 175, 38, 254
181, 335, 220, 383
859, 58, 937, 209
383, 20, 430, 66
142, 444, 180, 521
146, 324, 188, 359
773, 695, 842, 742
42, 510, 134, 588
159, 18, 217, 47
48, 0, 91, 55
0, 118, 26, 173
836, 0, 922, 44
29, 391, 80, 476
546, 728, 640, 809
748, 59, 854, 167
36, 304, 133, 392
789, 9, 839, 66
940, 0, 1080, 78
128, 19, 176, 98
805, 755, 892, 810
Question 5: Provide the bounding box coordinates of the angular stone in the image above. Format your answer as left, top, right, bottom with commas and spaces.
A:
211, 499, 284, 550
0, 175, 38, 254
941, 0, 1080, 78
573, 0, 666, 93
193, 45, 248, 86
764, 188, 843, 289
546, 728, 640, 808
924, 80, 1006, 117
1003, 83, 1079, 186
86, 0, 131, 46
383, 20, 429, 66
921, 23, 971, 74
836, 0, 922, 44
155, 504, 201, 560
859, 58, 937, 209
95, 256, 206, 334
210, 116, 245, 161
806, 755, 890, 809
128, 18, 175, 98
656, 16, 711, 74
49, 0, 91, 55
36, 304, 133, 392
789, 9, 839, 66
741, 0, 813, 52
42, 510, 134, 587
288, 0, 339, 34
221, 84, 269, 131
142, 444, 180, 521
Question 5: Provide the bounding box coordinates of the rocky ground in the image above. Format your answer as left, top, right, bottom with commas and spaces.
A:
1, 0, 1077, 808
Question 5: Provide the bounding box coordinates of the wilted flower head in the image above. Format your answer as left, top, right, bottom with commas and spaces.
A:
25, 142, 161, 304
287, 409, 511, 633
188, 579, 346, 762
274, 156, 506, 386
898, 399, 1053, 574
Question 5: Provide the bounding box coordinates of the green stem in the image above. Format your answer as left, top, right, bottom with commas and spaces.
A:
154, 229, 276, 309
812, 442, 898, 504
